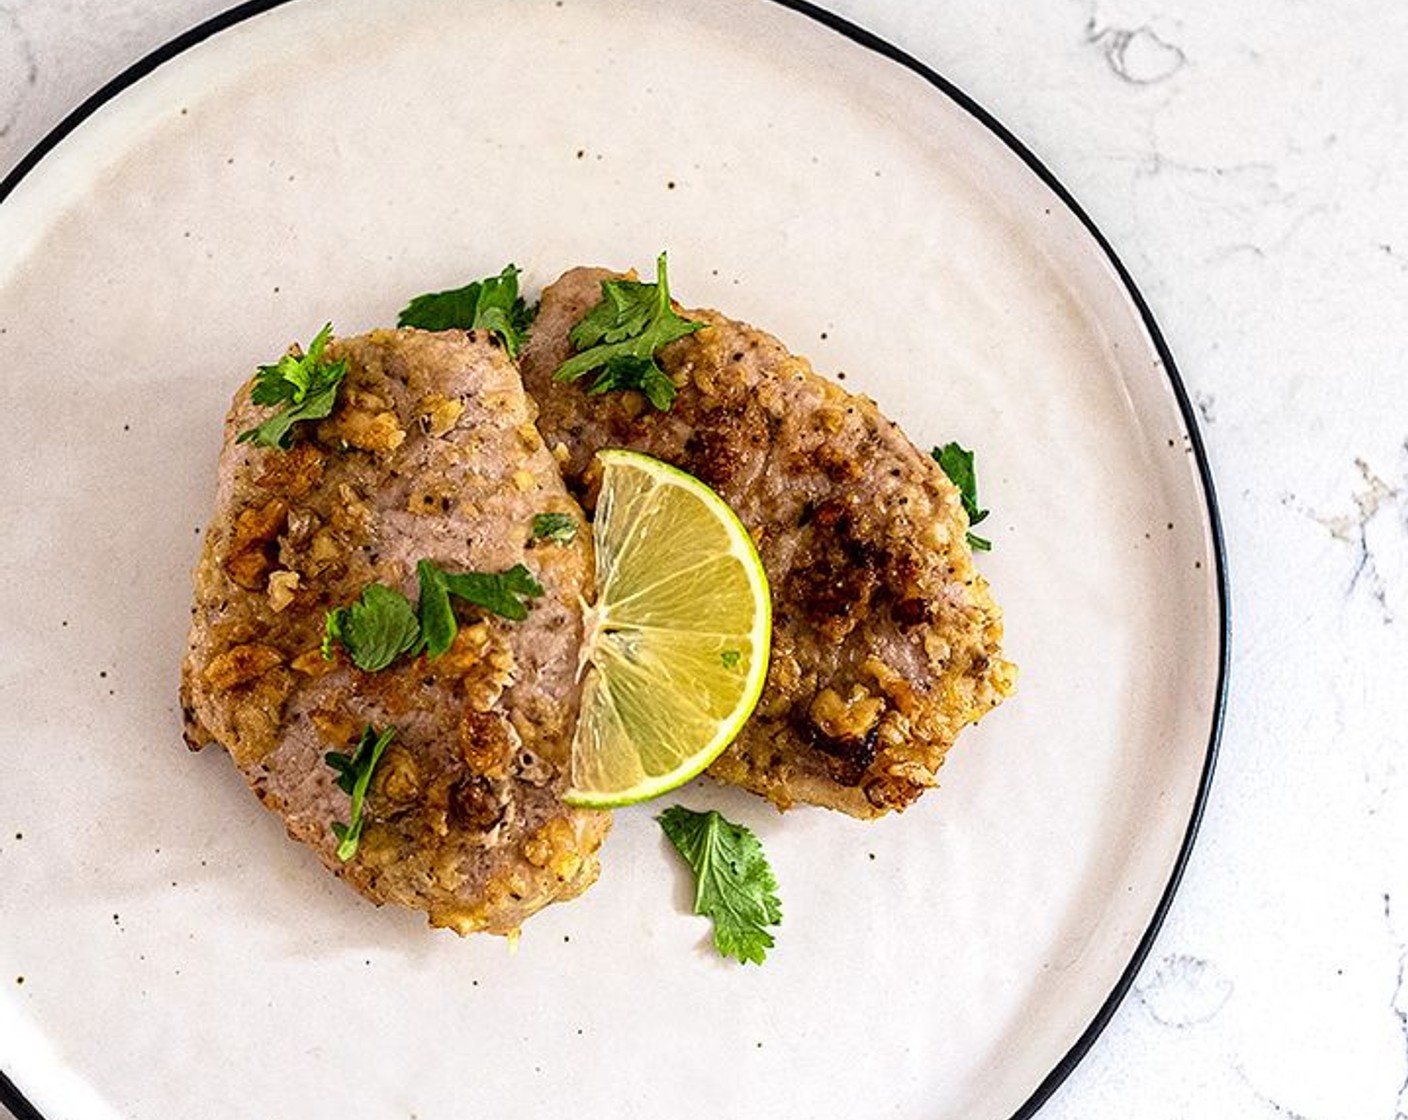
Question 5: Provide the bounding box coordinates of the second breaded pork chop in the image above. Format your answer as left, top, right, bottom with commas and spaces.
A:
521, 268, 1015, 819
182, 327, 610, 934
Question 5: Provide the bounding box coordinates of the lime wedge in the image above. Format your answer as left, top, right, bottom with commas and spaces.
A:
565, 450, 772, 808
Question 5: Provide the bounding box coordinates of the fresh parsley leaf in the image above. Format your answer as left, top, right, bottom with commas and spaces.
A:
531, 512, 579, 545
415, 561, 457, 661
552, 252, 701, 410
658, 806, 781, 965
322, 583, 421, 672
416, 559, 545, 659
237, 323, 348, 449
326, 724, 395, 861
586, 354, 678, 411
397, 264, 536, 357
720, 649, 741, 669
932, 441, 992, 551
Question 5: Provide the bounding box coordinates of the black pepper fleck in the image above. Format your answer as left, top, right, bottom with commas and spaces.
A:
14, 977, 23, 985
666, 180, 676, 190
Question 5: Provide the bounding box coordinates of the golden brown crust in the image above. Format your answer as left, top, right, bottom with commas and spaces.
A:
521, 268, 1015, 818
182, 328, 609, 934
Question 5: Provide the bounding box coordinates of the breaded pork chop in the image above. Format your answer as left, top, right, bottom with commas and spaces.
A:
181, 328, 609, 934
521, 268, 1015, 819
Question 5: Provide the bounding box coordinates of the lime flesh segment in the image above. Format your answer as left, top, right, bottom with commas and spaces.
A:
565, 450, 771, 808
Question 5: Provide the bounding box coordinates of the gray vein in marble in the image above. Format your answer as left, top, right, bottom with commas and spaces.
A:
1128, 154, 1295, 209
1383, 893, 1408, 1119
1236, 1067, 1317, 1120
1290, 453, 1403, 624
1133, 952, 1233, 1027
1083, 18, 1186, 84
0, 5, 38, 141
1194, 390, 1215, 424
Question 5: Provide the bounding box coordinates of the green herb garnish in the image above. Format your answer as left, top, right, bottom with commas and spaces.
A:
658, 806, 781, 965
531, 512, 579, 545
932, 441, 991, 551
326, 724, 396, 861
416, 560, 544, 658
397, 264, 536, 357
322, 583, 421, 672
585, 355, 677, 411
237, 323, 348, 449
720, 649, 741, 669
552, 252, 701, 410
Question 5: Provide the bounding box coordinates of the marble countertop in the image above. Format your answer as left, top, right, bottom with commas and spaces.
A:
3, 2, 1404, 1118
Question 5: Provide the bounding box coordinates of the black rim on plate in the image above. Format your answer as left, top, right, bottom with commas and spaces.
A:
0, 2, 1229, 1117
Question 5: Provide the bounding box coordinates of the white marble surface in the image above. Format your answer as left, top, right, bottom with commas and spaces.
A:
2, 2, 1405, 1118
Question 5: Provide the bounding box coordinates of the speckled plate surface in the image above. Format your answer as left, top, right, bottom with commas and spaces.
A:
0, 2, 1225, 1118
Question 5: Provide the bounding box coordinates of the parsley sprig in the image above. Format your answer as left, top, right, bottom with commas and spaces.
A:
326, 724, 396, 861
552, 253, 702, 411
531, 512, 578, 545
397, 264, 536, 357
416, 560, 543, 658
321, 561, 545, 668
658, 806, 782, 965
237, 323, 348, 449
932, 441, 992, 551
322, 583, 421, 672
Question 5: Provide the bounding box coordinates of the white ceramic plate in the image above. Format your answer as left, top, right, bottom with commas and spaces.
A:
0, 2, 1226, 1118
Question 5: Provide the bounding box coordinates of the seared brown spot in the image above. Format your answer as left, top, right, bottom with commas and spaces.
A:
892, 597, 931, 627
797, 718, 880, 788
683, 416, 751, 488
450, 774, 505, 830
784, 499, 886, 638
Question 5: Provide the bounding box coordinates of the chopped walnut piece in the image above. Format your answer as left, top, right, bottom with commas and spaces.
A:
223, 499, 287, 591
266, 569, 300, 612
202, 643, 284, 690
